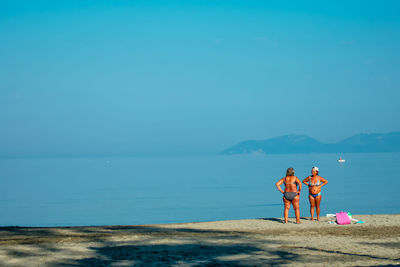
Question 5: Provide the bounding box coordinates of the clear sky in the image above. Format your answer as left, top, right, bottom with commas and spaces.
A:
1, 0, 400, 156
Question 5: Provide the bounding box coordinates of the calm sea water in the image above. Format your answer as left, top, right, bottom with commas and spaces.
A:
0, 153, 399, 227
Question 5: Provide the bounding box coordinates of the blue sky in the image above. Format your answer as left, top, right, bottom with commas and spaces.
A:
1, 0, 399, 156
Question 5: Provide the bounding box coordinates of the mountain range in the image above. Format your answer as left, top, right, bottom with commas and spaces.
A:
221, 132, 400, 155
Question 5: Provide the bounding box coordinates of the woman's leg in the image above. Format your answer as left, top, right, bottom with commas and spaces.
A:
315, 195, 322, 221
292, 194, 301, 224
308, 195, 316, 220
283, 197, 291, 223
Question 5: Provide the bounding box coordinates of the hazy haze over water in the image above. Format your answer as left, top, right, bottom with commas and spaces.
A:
1, 1, 400, 226
1, 0, 400, 157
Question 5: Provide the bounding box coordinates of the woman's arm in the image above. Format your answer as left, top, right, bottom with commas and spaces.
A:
296, 177, 302, 193
320, 177, 328, 187
275, 178, 284, 194
302, 176, 310, 186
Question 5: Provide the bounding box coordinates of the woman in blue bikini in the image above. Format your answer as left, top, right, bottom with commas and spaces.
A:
302, 166, 328, 221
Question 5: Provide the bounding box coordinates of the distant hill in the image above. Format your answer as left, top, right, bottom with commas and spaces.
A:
221, 132, 400, 155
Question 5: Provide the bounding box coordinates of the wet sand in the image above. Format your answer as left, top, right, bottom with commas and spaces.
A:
0, 214, 399, 266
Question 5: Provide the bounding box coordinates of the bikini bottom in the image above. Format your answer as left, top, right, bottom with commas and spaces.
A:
310, 192, 321, 198
283, 192, 298, 201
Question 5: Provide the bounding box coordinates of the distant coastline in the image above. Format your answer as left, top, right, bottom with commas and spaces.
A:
221, 132, 400, 155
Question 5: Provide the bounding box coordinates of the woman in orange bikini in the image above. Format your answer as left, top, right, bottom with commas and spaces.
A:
275, 167, 302, 224
302, 166, 328, 221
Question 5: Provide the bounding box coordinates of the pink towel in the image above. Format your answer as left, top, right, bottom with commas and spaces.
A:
336, 212, 351, 225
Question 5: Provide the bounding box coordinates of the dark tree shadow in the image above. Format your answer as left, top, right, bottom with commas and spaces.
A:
0, 225, 301, 266
297, 246, 400, 262
358, 241, 400, 249
1, 225, 399, 266
56, 243, 258, 266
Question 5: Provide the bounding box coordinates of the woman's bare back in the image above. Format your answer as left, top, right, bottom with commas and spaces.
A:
283, 176, 299, 192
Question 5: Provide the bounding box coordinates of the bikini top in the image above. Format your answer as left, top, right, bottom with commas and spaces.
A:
308, 178, 321, 186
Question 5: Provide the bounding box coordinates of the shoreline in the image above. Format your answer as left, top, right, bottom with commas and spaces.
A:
0, 214, 399, 266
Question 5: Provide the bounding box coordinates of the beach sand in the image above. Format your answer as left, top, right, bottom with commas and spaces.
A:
0, 214, 399, 266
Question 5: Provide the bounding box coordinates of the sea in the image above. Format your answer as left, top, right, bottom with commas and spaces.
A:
1, 152, 399, 227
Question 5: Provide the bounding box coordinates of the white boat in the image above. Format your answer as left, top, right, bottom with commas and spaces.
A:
338, 156, 346, 163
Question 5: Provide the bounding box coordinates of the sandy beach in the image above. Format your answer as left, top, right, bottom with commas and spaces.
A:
0, 214, 399, 266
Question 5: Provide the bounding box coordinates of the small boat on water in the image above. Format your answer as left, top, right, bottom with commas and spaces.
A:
338, 156, 346, 163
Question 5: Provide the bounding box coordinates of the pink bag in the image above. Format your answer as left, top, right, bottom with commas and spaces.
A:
336, 212, 351, 225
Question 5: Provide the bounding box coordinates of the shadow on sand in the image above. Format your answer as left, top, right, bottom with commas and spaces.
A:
0, 224, 399, 266
0, 225, 299, 266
